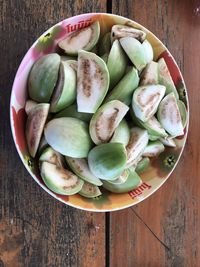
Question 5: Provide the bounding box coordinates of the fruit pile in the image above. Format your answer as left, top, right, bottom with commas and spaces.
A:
25, 21, 187, 198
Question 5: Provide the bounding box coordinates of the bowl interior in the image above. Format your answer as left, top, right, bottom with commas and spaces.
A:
10, 13, 189, 212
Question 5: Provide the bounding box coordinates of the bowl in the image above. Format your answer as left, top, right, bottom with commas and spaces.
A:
10, 13, 189, 212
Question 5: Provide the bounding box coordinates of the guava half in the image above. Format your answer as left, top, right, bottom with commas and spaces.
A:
58, 21, 100, 55
26, 103, 50, 157
77, 50, 109, 113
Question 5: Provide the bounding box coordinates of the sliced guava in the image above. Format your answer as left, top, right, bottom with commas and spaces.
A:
40, 161, 83, 195
126, 127, 149, 167
77, 50, 109, 113
120, 37, 147, 71
65, 157, 102, 186
157, 92, 184, 136
105, 66, 139, 105
130, 110, 168, 138
132, 84, 166, 122
39, 146, 65, 167
158, 57, 179, 99
88, 143, 127, 181
111, 25, 146, 43
79, 182, 102, 198
142, 40, 154, 63
142, 141, 165, 157
89, 100, 129, 144
110, 119, 130, 146
106, 169, 129, 185
28, 53, 60, 102
140, 61, 158, 86
44, 117, 92, 158
58, 21, 100, 55
50, 61, 76, 112
177, 100, 188, 128
26, 103, 50, 157
107, 39, 128, 89
102, 169, 142, 193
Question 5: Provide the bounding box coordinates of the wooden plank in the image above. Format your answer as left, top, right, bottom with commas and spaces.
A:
0, 1, 107, 266
110, 0, 200, 266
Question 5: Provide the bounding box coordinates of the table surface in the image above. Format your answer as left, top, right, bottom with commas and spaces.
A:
0, 0, 199, 266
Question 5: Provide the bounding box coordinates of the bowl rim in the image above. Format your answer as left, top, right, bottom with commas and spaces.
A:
10, 12, 189, 212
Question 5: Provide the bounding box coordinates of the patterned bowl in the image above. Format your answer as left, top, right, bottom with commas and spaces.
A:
10, 13, 189, 212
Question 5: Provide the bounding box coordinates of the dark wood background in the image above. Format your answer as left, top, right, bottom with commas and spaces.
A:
0, 0, 199, 266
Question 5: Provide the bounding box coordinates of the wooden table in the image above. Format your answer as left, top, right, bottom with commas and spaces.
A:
0, 0, 199, 266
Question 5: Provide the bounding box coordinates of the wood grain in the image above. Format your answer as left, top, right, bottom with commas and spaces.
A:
0, 1, 107, 266
110, 0, 200, 266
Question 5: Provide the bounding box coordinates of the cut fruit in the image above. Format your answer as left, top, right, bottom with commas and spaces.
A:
132, 85, 166, 122
50, 61, 76, 113
79, 182, 102, 198
44, 117, 92, 158
26, 103, 50, 157
88, 143, 127, 181
105, 67, 139, 105
39, 147, 65, 167
142, 141, 165, 157
89, 100, 129, 144
28, 53, 60, 102
159, 137, 176, 147
40, 161, 83, 195
54, 104, 92, 122
158, 57, 179, 99
106, 169, 129, 185
99, 32, 111, 56
157, 92, 184, 136
140, 61, 158, 86
142, 40, 154, 63
177, 100, 188, 128
135, 157, 150, 174
130, 111, 168, 138
111, 25, 146, 43
110, 119, 130, 146
77, 50, 109, 113
58, 21, 100, 55
25, 100, 37, 115
126, 127, 149, 168
107, 39, 128, 89
120, 37, 147, 71
102, 169, 142, 193
65, 157, 102, 186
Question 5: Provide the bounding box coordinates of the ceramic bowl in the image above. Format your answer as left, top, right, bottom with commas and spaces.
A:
10, 13, 189, 212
